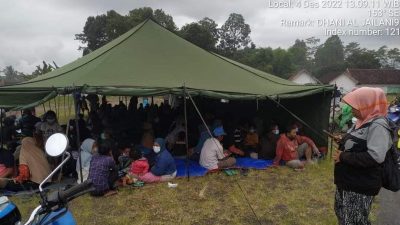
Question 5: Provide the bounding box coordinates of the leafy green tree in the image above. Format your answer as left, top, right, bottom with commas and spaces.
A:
218, 13, 251, 56
153, 9, 177, 31
76, 8, 177, 55
305, 37, 320, 60
180, 23, 216, 50
32, 61, 57, 76
376, 45, 389, 67
387, 48, 400, 68
271, 48, 295, 78
198, 17, 219, 44
1, 66, 24, 83
288, 39, 308, 70
314, 35, 345, 76
179, 18, 219, 51
126, 7, 154, 26
233, 47, 274, 73
344, 42, 381, 69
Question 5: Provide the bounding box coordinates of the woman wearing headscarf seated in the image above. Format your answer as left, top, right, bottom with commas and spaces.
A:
3, 135, 51, 192
140, 138, 177, 183
76, 138, 96, 184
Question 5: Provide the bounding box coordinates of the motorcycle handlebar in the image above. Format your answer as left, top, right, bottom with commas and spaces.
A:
46, 180, 93, 208
58, 180, 93, 202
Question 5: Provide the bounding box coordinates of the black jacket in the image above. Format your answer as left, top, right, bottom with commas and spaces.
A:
334, 118, 391, 196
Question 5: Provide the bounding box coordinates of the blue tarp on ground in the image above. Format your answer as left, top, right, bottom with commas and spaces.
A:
175, 157, 274, 178
235, 158, 274, 170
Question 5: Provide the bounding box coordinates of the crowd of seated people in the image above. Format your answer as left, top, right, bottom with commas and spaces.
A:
0, 96, 324, 197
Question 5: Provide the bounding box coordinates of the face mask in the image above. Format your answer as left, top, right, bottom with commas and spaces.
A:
351, 117, 357, 124
272, 130, 279, 135
295, 128, 299, 133
100, 133, 106, 140
153, 146, 161, 153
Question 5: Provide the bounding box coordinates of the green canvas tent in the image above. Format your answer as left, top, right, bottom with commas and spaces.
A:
0, 19, 332, 109
0, 19, 334, 146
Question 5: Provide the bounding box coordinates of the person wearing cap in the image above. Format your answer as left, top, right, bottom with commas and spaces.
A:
199, 126, 236, 170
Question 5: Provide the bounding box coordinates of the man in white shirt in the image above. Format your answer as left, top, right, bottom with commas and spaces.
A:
200, 126, 236, 170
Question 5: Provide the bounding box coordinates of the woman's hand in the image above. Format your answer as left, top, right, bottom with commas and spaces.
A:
333, 150, 342, 163
333, 135, 342, 143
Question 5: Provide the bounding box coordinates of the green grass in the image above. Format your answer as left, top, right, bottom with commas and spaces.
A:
9, 159, 378, 225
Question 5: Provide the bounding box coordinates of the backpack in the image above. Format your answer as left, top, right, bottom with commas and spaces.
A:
381, 118, 400, 192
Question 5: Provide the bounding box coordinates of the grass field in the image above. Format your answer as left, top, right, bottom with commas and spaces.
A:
10, 159, 379, 225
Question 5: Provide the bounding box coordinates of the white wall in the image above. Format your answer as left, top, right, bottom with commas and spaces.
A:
329, 74, 356, 94
291, 72, 319, 84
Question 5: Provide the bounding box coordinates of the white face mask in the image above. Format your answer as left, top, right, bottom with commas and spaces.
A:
153, 146, 161, 153
273, 130, 279, 135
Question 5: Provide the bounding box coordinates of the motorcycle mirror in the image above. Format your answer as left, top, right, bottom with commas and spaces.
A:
45, 133, 69, 157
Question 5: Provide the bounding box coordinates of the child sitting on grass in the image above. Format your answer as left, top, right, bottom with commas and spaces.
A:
120, 149, 149, 186
118, 144, 132, 177
129, 149, 149, 178
88, 140, 118, 197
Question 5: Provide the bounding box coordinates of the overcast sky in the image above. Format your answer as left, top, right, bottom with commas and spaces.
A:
1, 0, 399, 73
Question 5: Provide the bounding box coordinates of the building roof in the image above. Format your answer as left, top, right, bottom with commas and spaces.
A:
318, 71, 344, 84
347, 69, 400, 85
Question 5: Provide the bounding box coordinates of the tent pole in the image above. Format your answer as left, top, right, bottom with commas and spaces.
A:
42, 104, 46, 114
329, 84, 338, 159
74, 91, 83, 183
256, 98, 259, 111
63, 95, 67, 122
183, 86, 190, 181
54, 98, 58, 119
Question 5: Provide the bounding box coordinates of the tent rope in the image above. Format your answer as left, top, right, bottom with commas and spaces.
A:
267, 96, 327, 141
235, 179, 263, 225
185, 90, 262, 225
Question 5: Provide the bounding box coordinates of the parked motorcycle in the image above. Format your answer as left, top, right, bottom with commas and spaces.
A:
0, 133, 93, 225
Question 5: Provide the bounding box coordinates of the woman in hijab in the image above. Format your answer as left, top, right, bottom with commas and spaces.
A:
333, 87, 392, 225
3, 135, 51, 192
76, 138, 96, 184
139, 138, 177, 183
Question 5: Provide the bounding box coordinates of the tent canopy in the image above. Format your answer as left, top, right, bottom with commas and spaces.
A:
0, 19, 332, 109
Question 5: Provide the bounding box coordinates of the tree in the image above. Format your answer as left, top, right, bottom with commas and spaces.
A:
305, 37, 320, 60
198, 17, 219, 44
344, 42, 381, 69
179, 18, 219, 51
233, 47, 274, 74
76, 8, 177, 55
31, 61, 57, 76
180, 23, 216, 50
288, 39, 308, 70
376, 45, 389, 67
1, 66, 24, 83
218, 13, 251, 56
271, 48, 295, 78
314, 35, 345, 76
153, 9, 177, 32
387, 48, 400, 68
